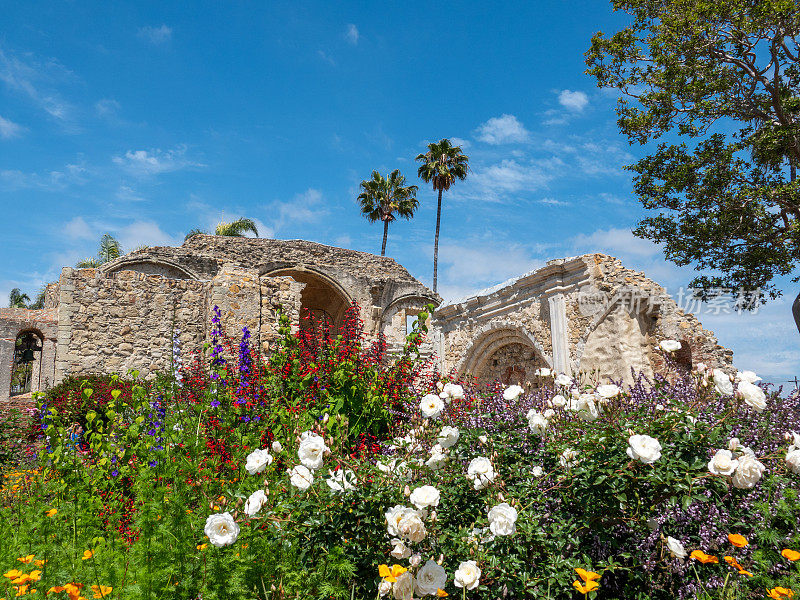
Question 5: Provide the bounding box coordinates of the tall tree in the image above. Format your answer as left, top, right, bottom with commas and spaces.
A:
185, 218, 259, 241
586, 0, 800, 330
8, 288, 29, 308
416, 139, 469, 293
358, 169, 419, 256
77, 233, 122, 268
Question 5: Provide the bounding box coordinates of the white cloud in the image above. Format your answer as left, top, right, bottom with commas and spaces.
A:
63, 217, 94, 240
539, 197, 569, 206
317, 50, 336, 66
95, 98, 121, 117
112, 145, 202, 177
0, 115, 24, 138
345, 24, 359, 45
138, 25, 172, 45
116, 221, 180, 250
542, 138, 633, 177
469, 158, 557, 197
474, 114, 530, 145
116, 186, 146, 202
0, 48, 75, 124
572, 227, 661, 259
558, 90, 589, 112
449, 136, 471, 149
0, 162, 86, 191
270, 188, 328, 232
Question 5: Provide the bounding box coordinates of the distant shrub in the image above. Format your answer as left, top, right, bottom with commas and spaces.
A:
37, 373, 138, 430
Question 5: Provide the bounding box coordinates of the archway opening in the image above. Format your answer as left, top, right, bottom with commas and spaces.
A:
10, 330, 43, 396
462, 329, 547, 389
269, 269, 350, 335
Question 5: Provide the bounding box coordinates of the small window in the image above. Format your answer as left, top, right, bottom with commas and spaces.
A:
406, 314, 418, 335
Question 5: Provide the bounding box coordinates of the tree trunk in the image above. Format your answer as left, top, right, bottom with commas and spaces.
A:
381, 220, 389, 256
432, 188, 443, 293
794, 290, 800, 335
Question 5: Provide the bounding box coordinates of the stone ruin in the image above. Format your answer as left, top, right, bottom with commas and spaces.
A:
0, 235, 733, 406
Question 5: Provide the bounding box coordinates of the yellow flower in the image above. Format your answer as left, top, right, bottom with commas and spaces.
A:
45, 509, 57, 517
197, 543, 208, 551
378, 564, 408, 583
437, 589, 449, 597
782, 549, 800, 562
33, 561, 45, 568
767, 587, 794, 600
16, 556, 34, 564
91, 584, 113, 598
575, 568, 601, 583
573, 580, 600, 595
690, 550, 718, 564
14, 584, 30, 597
727, 533, 748, 548
82, 550, 94, 560
3, 570, 23, 580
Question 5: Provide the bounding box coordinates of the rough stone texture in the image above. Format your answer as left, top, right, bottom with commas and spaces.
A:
0, 308, 58, 408
434, 253, 732, 385
1, 240, 732, 407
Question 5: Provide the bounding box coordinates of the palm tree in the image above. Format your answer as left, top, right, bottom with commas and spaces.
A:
415, 139, 469, 293
184, 218, 259, 241
8, 288, 30, 308
77, 233, 122, 268
358, 170, 419, 256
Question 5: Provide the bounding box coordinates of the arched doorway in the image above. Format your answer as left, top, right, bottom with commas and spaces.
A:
10, 330, 43, 396
461, 328, 549, 388
267, 269, 351, 334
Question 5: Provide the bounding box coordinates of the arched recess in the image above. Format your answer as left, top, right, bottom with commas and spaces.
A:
380, 294, 436, 346
459, 325, 552, 387
102, 257, 201, 280
10, 329, 44, 396
265, 267, 352, 333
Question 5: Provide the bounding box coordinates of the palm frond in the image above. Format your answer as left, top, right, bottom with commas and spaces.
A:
215, 218, 259, 237
184, 229, 207, 242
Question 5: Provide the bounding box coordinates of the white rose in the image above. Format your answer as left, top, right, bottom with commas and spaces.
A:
426, 447, 448, 471
390, 538, 411, 559
271, 440, 283, 453
659, 340, 682, 352
420, 394, 445, 419
325, 468, 356, 492
409, 553, 422, 568
532, 465, 543, 477
204, 512, 240, 547
414, 560, 447, 596
666, 536, 687, 559
626, 434, 662, 464
596, 384, 621, 398
786, 431, 800, 449
445, 383, 465, 399
298, 433, 328, 470
560, 448, 579, 468
385, 505, 413, 537
437, 426, 460, 449
409, 485, 440, 510
737, 380, 767, 412
555, 373, 573, 387
244, 489, 268, 516
467, 457, 496, 490
378, 579, 392, 597
392, 571, 414, 600
487, 502, 517, 536
695, 362, 708, 373
712, 369, 734, 396
728, 438, 740, 452
550, 394, 568, 408
454, 560, 481, 590
245, 448, 273, 475
571, 394, 600, 421
397, 510, 427, 543
503, 385, 525, 401
731, 453, 766, 489
526, 409, 549, 435
708, 449, 739, 476
534, 367, 552, 377
785, 449, 800, 474
289, 464, 314, 490
736, 370, 762, 384
478, 435, 488, 444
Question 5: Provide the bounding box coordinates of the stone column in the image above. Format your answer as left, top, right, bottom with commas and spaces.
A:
548, 293, 570, 374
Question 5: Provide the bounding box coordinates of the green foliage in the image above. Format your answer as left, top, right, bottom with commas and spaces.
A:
358, 169, 419, 256
586, 0, 800, 304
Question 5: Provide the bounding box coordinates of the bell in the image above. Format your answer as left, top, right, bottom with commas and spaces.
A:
20, 348, 36, 363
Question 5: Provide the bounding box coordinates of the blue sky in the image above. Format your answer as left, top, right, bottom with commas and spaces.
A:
1, 1, 797, 387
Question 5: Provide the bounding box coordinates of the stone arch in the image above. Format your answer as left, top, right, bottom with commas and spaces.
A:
380, 294, 435, 345
459, 324, 552, 387
102, 257, 201, 280
10, 328, 44, 396
264, 266, 352, 333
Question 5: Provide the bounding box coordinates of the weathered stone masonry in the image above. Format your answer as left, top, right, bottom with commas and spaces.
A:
0, 237, 732, 405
